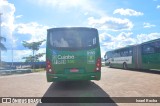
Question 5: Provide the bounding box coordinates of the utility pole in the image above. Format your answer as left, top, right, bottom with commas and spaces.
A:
0, 13, 2, 68
11, 30, 13, 67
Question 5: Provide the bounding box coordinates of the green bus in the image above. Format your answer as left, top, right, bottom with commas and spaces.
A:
46, 27, 101, 82
104, 38, 160, 70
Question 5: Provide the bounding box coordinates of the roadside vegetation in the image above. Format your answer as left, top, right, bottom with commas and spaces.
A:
31, 68, 45, 73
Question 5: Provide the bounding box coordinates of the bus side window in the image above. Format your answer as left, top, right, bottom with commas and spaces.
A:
129, 49, 133, 56
142, 44, 155, 54
124, 50, 129, 56
49, 32, 54, 46
93, 37, 96, 45
114, 51, 119, 57
59, 37, 69, 47
120, 52, 123, 57
109, 52, 113, 58
87, 36, 94, 47
113, 51, 116, 57
120, 50, 125, 57
154, 41, 160, 53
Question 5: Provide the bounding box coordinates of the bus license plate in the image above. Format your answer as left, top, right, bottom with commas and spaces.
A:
70, 69, 79, 72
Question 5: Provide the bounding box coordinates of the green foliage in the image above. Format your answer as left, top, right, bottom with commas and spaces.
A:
22, 53, 45, 62
35, 53, 46, 61
22, 40, 45, 51
22, 55, 32, 62
31, 68, 45, 72
22, 40, 46, 68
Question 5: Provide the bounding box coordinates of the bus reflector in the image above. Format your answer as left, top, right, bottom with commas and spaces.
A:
95, 58, 101, 71
46, 60, 53, 73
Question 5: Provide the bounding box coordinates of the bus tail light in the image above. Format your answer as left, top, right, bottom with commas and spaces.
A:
46, 60, 54, 73
95, 58, 101, 72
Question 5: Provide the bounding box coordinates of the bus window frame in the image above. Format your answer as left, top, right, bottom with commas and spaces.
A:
47, 31, 100, 51
142, 42, 158, 55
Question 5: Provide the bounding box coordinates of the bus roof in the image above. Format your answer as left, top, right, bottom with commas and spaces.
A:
47, 27, 97, 31
106, 38, 160, 52
104, 38, 160, 57
141, 38, 160, 45
106, 44, 137, 52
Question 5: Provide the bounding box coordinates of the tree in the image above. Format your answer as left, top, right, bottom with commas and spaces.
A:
22, 40, 45, 69
22, 53, 45, 62
0, 36, 7, 67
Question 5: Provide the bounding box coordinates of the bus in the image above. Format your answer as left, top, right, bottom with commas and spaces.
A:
104, 38, 160, 70
46, 27, 101, 82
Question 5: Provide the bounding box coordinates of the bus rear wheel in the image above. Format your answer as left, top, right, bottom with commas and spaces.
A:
123, 62, 128, 69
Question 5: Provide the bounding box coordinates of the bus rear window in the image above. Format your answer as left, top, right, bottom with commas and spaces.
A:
48, 29, 98, 49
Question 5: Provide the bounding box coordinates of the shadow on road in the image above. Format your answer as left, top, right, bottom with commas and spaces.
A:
37, 81, 117, 106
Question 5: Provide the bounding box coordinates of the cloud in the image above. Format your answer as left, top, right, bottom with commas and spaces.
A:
99, 33, 114, 42
113, 8, 144, 16
137, 33, 160, 44
15, 15, 23, 19
143, 22, 156, 28
88, 17, 133, 31
157, 5, 160, 9
32, 0, 86, 9
15, 22, 51, 42
101, 32, 160, 49
100, 32, 160, 57
100, 32, 135, 47
29, 0, 106, 16
0, 0, 52, 49
2, 50, 32, 62
37, 48, 46, 61
0, 0, 52, 61
100, 32, 136, 57
0, 0, 15, 45
2, 48, 46, 62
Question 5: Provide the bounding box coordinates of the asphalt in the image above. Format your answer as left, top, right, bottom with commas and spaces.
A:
0, 67, 159, 106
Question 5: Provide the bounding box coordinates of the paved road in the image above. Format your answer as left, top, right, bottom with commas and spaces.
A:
0, 67, 160, 106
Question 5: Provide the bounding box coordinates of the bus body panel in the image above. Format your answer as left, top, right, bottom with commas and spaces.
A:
46, 27, 101, 82
137, 45, 142, 69
105, 46, 135, 69
132, 45, 142, 69
109, 56, 134, 68
105, 38, 160, 71
142, 53, 160, 70
141, 38, 160, 70
46, 48, 101, 82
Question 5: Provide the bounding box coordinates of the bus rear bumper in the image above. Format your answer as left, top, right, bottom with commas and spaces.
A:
46, 72, 101, 82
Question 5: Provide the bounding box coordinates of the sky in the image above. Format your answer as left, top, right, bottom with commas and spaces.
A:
0, 0, 160, 62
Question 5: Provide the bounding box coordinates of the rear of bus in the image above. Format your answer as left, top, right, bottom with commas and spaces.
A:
46, 27, 101, 82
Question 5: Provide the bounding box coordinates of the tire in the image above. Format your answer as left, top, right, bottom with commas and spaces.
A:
109, 62, 112, 68
123, 62, 128, 69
